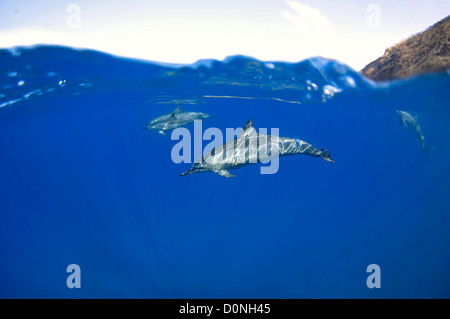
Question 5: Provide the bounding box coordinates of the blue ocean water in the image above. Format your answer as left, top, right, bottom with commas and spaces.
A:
0, 46, 449, 298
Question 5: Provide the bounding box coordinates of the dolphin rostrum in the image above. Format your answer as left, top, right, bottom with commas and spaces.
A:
181, 119, 334, 177
395, 110, 427, 150
144, 106, 211, 135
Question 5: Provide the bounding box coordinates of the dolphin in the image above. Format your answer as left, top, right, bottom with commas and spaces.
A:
395, 110, 427, 150
181, 119, 334, 177
144, 106, 211, 135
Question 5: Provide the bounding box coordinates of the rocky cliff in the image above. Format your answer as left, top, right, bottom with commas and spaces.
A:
361, 15, 450, 81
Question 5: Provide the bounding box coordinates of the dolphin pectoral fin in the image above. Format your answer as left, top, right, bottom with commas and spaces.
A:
158, 130, 166, 135
215, 169, 235, 178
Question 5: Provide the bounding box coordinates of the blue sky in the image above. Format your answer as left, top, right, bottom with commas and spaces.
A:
0, 0, 448, 69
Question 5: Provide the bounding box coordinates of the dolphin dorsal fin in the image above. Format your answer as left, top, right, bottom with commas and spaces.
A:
243, 119, 253, 131
174, 105, 182, 113
241, 119, 256, 137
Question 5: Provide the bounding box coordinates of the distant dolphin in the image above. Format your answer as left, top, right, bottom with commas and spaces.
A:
181, 119, 334, 177
144, 106, 211, 135
395, 110, 427, 150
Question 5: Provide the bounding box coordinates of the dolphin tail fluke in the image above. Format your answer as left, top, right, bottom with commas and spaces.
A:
421, 142, 435, 153
319, 149, 335, 163
419, 136, 432, 152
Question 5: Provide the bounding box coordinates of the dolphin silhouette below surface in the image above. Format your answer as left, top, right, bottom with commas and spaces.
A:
181, 119, 334, 177
144, 106, 211, 135
396, 110, 427, 150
